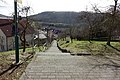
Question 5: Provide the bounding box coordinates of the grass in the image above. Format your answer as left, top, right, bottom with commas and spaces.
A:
58, 39, 120, 55
0, 45, 48, 64
0, 46, 47, 55
0, 46, 47, 79
0, 50, 15, 55
0, 45, 48, 80
0, 46, 47, 64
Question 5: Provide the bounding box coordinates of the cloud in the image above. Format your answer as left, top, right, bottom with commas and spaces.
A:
0, 0, 119, 16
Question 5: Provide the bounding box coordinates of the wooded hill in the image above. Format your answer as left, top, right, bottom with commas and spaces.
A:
30, 11, 81, 24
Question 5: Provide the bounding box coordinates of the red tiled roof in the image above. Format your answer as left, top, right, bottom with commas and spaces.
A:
0, 25, 13, 37
0, 18, 13, 37
0, 18, 13, 25
19, 20, 35, 34
0, 18, 34, 37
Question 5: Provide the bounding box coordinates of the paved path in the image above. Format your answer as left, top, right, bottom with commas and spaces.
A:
20, 40, 120, 80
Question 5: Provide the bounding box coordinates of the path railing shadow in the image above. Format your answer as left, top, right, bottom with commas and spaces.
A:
0, 63, 22, 76
109, 45, 120, 53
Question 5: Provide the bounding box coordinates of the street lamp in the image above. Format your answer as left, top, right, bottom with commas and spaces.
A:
114, 0, 118, 12
14, 0, 19, 64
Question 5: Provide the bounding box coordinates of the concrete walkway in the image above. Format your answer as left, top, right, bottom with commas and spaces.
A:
20, 40, 120, 80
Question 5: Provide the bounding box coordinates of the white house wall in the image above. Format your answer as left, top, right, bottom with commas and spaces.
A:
26, 34, 33, 45
0, 31, 33, 51
0, 29, 7, 51
7, 37, 15, 50
18, 34, 33, 47
7, 34, 33, 50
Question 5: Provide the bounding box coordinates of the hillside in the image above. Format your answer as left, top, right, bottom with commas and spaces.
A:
0, 14, 12, 19
30, 11, 81, 24
0, 14, 7, 17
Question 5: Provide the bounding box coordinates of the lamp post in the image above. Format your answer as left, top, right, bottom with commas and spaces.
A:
114, 0, 118, 13
14, 0, 19, 64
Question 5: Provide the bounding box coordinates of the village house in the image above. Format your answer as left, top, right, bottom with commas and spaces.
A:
0, 17, 35, 51
34, 30, 47, 46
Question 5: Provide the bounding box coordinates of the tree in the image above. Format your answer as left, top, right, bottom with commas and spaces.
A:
106, 4, 119, 45
69, 26, 79, 42
19, 6, 31, 52
79, 10, 104, 42
79, 3, 120, 44
0, 0, 6, 7
0, 0, 6, 3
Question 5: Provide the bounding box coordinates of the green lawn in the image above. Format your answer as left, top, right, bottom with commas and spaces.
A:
0, 46, 46, 56
58, 39, 120, 55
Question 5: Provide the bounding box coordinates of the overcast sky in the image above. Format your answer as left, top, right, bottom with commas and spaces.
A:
0, 0, 119, 16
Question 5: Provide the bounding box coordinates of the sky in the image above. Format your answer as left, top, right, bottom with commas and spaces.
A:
0, 0, 119, 16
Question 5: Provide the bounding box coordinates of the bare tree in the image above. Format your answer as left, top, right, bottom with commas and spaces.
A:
19, 6, 31, 52
106, 4, 119, 45
79, 3, 120, 45
69, 26, 78, 43
79, 10, 104, 42
0, 0, 7, 7
0, 0, 6, 3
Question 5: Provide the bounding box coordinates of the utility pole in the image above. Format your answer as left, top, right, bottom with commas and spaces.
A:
14, 0, 19, 64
